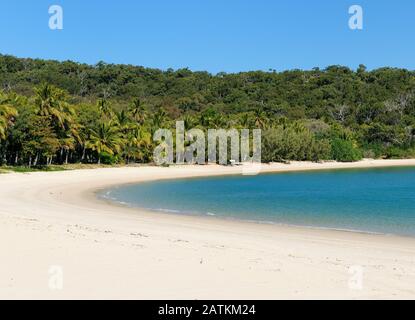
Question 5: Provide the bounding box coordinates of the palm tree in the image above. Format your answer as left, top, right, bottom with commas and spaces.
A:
129, 98, 147, 125
34, 84, 66, 128
253, 108, 267, 129
136, 128, 153, 163
200, 108, 221, 128
122, 126, 148, 164
87, 122, 123, 164
151, 109, 167, 134
35, 84, 81, 165
59, 105, 81, 159
60, 136, 76, 165
0, 94, 18, 140
211, 115, 224, 129
115, 110, 131, 133
239, 113, 250, 129
183, 114, 196, 131
97, 98, 113, 119
114, 110, 134, 163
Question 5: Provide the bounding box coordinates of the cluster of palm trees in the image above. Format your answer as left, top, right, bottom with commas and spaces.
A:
0, 84, 157, 166
0, 83, 272, 167
84, 96, 153, 164
86, 117, 152, 165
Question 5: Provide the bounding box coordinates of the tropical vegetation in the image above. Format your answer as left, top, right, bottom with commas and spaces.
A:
1, 54, 415, 166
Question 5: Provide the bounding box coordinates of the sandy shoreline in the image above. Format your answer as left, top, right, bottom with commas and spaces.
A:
1, 159, 415, 299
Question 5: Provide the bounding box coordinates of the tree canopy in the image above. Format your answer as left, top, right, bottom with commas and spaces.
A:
1, 54, 415, 166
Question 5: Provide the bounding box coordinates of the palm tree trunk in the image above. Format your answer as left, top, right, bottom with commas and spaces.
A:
81, 146, 86, 161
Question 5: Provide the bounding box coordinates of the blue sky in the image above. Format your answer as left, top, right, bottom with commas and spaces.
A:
0, 0, 414, 73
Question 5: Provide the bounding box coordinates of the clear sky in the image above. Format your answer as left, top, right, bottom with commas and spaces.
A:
0, 0, 414, 73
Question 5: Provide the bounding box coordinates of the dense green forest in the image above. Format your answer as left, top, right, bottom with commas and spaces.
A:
1, 54, 415, 166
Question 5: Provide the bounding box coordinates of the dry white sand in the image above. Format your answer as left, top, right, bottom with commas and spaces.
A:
1, 159, 415, 300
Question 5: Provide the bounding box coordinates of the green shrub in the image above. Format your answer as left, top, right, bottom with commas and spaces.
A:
384, 147, 415, 159
311, 139, 331, 162
361, 143, 385, 159
331, 139, 362, 162
262, 126, 331, 162
99, 152, 119, 165
362, 149, 376, 159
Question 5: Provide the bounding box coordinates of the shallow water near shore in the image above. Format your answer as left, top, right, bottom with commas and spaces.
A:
99, 166, 415, 237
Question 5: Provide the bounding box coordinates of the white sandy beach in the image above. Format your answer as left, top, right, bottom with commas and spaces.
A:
1, 159, 415, 299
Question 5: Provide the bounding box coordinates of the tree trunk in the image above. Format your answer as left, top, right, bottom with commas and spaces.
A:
81, 147, 86, 161
34, 154, 39, 166
28, 156, 32, 167
15, 152, 19, 165
65, 151, 69, 165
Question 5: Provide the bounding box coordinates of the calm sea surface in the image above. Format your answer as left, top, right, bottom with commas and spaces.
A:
99, 167, 415, 236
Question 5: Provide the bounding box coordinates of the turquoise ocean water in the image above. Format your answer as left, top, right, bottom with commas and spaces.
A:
99, 167, 415, 237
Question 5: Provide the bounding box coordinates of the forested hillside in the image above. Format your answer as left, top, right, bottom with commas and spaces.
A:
1, 54, 415, 166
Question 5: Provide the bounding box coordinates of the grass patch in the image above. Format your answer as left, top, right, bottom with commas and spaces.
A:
0, 163, 143, 173
0, 165, 68, 173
